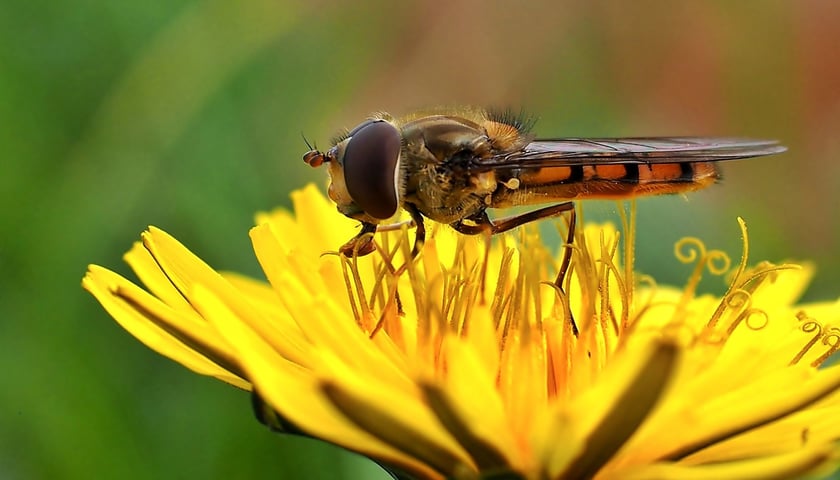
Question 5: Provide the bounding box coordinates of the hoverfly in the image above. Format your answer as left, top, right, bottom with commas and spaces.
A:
303, 108, 786, 286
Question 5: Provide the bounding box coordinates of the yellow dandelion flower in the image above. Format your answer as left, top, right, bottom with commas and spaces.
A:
83, 184, 840, 480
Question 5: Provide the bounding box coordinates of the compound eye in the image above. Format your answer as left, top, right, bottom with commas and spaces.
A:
342, 121, 402, 220
348, 120, 374, 137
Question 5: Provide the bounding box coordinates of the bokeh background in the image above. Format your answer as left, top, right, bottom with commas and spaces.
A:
2, 1, 839, 478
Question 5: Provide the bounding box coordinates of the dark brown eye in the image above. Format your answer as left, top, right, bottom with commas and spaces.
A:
348, 120, 374, 137
342, 120, 402, 220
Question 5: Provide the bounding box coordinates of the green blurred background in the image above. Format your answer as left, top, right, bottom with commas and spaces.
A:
2, 1, 839, 478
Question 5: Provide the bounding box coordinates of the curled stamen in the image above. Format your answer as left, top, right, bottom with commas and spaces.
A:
790, 312, 823, 365
674, 237, 706, 265
705, 249, 732, 276
814, 328, 840, 367
672, 239, 728, 324
727, 308, 769, 335
708, 288, 752, 330
723, 288, 751, 310
674, 237, 732, 276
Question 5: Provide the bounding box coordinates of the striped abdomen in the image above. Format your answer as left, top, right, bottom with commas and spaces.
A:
491, 162, 719, 207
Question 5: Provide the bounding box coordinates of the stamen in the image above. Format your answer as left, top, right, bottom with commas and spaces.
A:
702, 220, 799, 340
490, 248, 517, 331
337, 253, 367, 329
815, 330, 840, 366
790, 312, 840, 367
673, 237, 731, 321
631, 274, 659, 323
792, 313, 823, 366
619, 201, 637, 324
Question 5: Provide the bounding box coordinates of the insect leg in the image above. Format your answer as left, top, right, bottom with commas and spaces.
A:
556, 207, 576, 288
339, 221, 378, 257
557, 207, 579, 336
339, 205, 425, 259
403, 202, 426, 259
373, 218, 416, 232
450, 202, 575, 237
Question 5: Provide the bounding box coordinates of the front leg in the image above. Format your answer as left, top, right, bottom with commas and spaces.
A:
339, 221, 378, 257
450, 202, 575, 237
403, 202, 426, 259
338, 205, 427, 260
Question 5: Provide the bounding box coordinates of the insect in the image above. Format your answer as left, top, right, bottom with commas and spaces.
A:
303, 108, 786, 286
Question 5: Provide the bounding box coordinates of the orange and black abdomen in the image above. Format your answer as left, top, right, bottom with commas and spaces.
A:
491, 162, 720, 207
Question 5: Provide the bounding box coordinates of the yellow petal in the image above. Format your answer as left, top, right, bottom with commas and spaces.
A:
82, 266, 249, 389
190, 284, 444, 480
607, 447, 836, 480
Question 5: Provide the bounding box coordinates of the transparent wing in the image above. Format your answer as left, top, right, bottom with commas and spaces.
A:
475, 137, 786, 170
